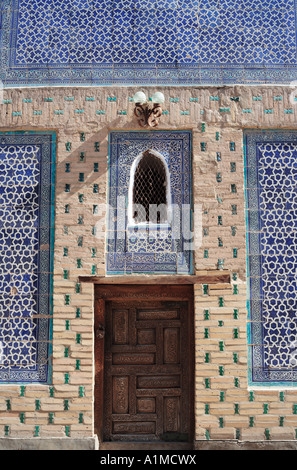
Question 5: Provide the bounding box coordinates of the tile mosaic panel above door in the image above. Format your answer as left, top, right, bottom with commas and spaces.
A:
1, 0, 297, 85
245, 130, 297, 386
0, 131, 55, 384
106, 130, 193, 275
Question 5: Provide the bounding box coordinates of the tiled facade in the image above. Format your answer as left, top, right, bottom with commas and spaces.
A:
0, 86, 296, 448
0, 131, 55, 385
2, 0, 297, 451
245, 130, 297, 386
1, 0, 297, 86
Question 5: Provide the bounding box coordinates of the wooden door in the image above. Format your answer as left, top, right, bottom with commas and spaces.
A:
95, 285, 194, 449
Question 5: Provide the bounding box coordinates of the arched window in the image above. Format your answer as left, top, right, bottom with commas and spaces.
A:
128, 150, 171, 225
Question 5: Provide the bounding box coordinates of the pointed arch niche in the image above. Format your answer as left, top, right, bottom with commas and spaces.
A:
128, 149, 172, 227
107, 131, 193, 275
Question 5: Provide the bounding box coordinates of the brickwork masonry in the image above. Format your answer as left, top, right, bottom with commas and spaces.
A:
0, 85, 297, 445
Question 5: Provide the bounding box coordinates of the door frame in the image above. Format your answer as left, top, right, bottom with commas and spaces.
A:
94, 283, 195, 450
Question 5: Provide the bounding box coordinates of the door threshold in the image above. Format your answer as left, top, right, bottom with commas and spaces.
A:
99, 442, 193, 451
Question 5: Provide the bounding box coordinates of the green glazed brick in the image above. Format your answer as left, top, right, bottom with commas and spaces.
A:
263, 403, 269, 414
204, 309, 209, 319
64, 400, 69, 411
203, 285, 209, 295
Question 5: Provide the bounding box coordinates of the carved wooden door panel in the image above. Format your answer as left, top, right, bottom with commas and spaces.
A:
103, 300, 191, 443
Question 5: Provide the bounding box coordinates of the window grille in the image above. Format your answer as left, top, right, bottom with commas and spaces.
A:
133, 152, 167, 223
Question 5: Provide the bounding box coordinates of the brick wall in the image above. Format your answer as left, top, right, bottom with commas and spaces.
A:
0, 85, 297, 444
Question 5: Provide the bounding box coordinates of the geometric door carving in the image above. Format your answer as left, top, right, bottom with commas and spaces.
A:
95, 285, 194, 449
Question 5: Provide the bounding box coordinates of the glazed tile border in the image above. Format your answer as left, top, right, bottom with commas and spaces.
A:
1, 0, 297, 86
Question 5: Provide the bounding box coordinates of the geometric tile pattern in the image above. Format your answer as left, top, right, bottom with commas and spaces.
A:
107, 131, 193, 275
1, 0, 297, 86
244, 130, 297, 385
0, 132, 56, 384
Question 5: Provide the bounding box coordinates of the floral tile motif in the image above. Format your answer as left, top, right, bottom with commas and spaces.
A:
107, 130, 193, 275
1, 0, 297, 85
0, 131, 55, 384
245, 130, 297, 385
